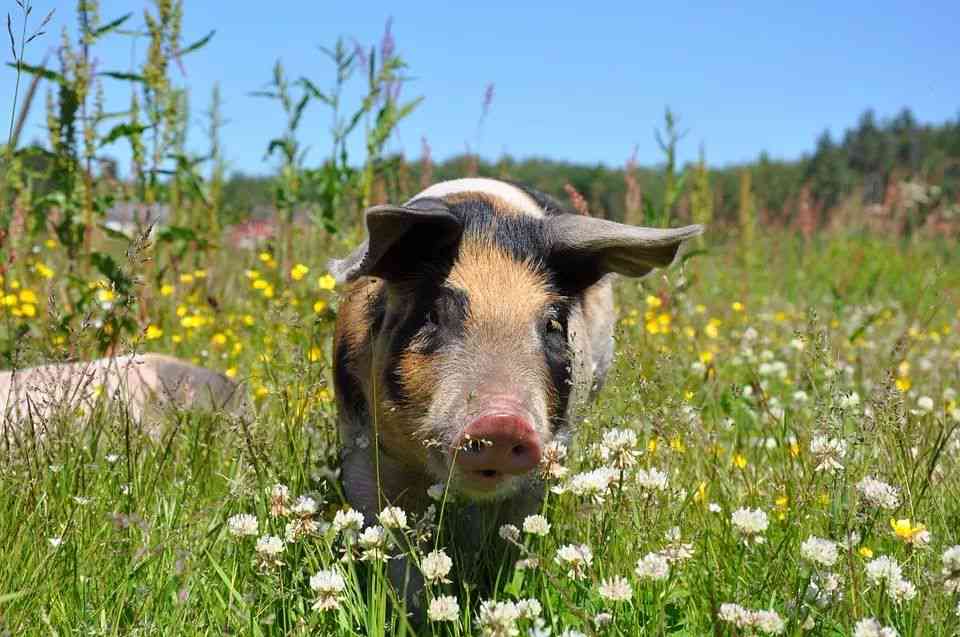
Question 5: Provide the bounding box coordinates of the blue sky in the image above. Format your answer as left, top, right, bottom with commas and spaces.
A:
4, 1, 959, 176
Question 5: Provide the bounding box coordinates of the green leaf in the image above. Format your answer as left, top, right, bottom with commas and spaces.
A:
92, 12, 132, 39
5, 61, 64, 84
0, 590, 29, 605
297, 77, 331, 105
176, 29, 215, 57
98, 70, 146, 83
98, 122, 150, 148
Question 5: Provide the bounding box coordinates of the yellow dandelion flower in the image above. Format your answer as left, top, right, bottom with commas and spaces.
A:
317, 387, 333, 403
245, 269, 260, 280
731, 301, 745, 312
645, 294, 662, 308
258, 252, 272, 263
858, 546, 873, 558
44, 238, 57, 249
895, 376, 912, 392
789, 441, 800, 458
732, 453, 747, 469
194, 269, 207, 279
309, 346, 323, 362
176, 305, 188, 317
145, 325, 164, 340
670, 435, 686, 453
705, 318, 721, 339
3, 294, 18, 306
212, 333, 228, 346
684, 326, 696, 339
242, 314, 255, 326
261, 284, 274, 299
694, 304, 706, 314
317, 274, 336, 291
172, 334, 183, 344
233, 342, 243, 354
20, 303, 37, 318
225, 367, 237, 379
774, 311, 787, 322
179, 273, 195, 285
252, 279, 268, 290
699, 351, 714, 364
291, 264, 310, 281
255, 385, 269, 398
647, 438, 659, 454
160, 283, 175, 297
314, 299, 327, 314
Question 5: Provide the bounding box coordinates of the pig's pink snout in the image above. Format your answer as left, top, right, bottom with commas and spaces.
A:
456, 414, 542, 480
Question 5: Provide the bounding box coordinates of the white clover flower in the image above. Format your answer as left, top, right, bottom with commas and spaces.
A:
477, 600, 521, 636
310, 568, 346, 611
104, 453, 120, 464
806, 572, 844, 608
358, 525, 389, 561
853, 618, 899, 637
332, 508, 365, 536
856, 477, 901, 510
888, 578, 916, 603
255, 534, 285, 556
268, 483, 289, 517
839, 391, 860, 409
555, 544, 594, 580
593, 612, 613, 628
800, 536, 839, 568
515, 557, 539, 570
499, 524, 520, 542
523, 514, 551, 536
539, 440, 569, 480
708, 502, 722, 513
865, 555, 903, 585
378, 506, 408, 529
752, 610, 786, 635
718, 604, 784, 634
227, 513, 259, 537
567, 467, 618, 503
916, 395, 934, 412
731, 507, 769, 542
428, 595, 460, 622
290, 495, 318, 517
718, 603, 752, 628
420, 549, 453, 583
793, 390, 809, 403
634, 552, 670, 581
598, 428, 638, 469
427, 483, 446, 501
515, 598, 543, 619
942, 545, 960, 593
636, 466, 669, 492
809, 434, 847, 473
597, 576, 633, 601
559, 630, 587, 637
48, 537, 63, 548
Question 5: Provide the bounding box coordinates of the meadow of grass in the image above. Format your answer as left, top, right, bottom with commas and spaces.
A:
0, 231, 958, 636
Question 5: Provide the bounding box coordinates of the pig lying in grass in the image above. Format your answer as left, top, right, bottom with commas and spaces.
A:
330, 178, 701, 602
0, 353, 242, 433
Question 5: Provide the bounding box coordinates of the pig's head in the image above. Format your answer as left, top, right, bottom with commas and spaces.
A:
331, 179, 700, 500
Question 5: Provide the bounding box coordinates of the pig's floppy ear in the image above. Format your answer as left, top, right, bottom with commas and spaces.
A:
550, 215, 703, 280
328, 198, 462, 283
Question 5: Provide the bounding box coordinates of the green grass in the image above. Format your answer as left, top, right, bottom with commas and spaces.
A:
1, 233, 959, 636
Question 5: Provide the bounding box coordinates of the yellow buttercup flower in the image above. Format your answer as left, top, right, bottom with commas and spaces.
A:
732, 453, 747, 469
309, 346, 322, 362
314, 299, 327, 314
19, 303, 36, 318
19, 289, 38, 304
160, 284, 175, 297
645, 295, 662, 308
858, 546, 873, 558
145, 325, 164, 340
179, 273, 195, 285
731, 301, 745, 312
291, 264, 310, 281
35, 263, 54, 279
318, 274, 336, 291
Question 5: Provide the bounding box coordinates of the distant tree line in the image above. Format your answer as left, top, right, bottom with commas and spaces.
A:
221, 107, 960, 228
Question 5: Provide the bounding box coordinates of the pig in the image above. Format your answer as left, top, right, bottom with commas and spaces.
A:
0, 353, 243, 435
330, 178, 701, 603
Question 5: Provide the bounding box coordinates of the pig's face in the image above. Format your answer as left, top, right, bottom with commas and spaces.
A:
332, 179, 701, 501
